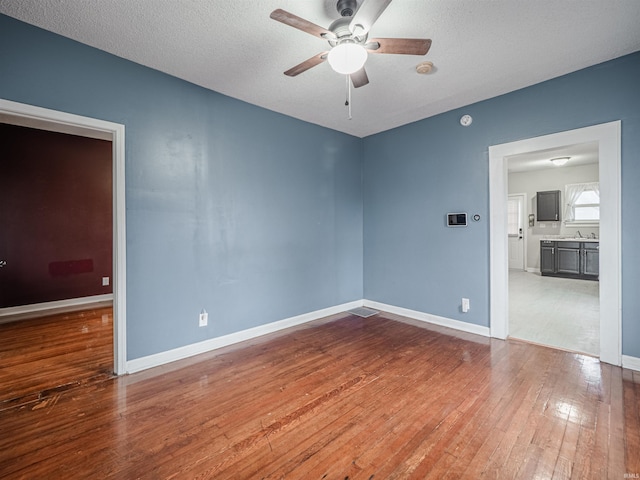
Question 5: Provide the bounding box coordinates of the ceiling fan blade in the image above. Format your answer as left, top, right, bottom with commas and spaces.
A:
350, 68, 369, 88
270, 9, 335, 40
366, 38, 432, 55
284, 52, 328, 77
349, 0, 392, 36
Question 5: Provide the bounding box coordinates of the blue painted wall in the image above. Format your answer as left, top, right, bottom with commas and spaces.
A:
363, 51, 640, 357
2, 14, 639, 360
0, 15, 364, 360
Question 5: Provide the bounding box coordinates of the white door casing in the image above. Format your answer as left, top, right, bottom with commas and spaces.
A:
0, 98, 127, 374
489, 121, 621, 366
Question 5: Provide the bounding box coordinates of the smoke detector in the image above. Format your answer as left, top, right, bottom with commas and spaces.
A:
416, 61, 434, 74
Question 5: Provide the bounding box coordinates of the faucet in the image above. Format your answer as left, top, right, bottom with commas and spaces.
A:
575, 230, 583, 239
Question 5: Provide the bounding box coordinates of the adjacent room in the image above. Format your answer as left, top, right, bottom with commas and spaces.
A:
507, 143, 601, 356
1, 1, 639, 478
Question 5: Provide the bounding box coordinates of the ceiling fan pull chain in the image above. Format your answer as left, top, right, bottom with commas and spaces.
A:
345, 74, 353, 120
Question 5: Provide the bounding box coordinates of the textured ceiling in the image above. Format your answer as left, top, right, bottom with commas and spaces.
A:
1, 0, 640, 138
507, 142, 598, 173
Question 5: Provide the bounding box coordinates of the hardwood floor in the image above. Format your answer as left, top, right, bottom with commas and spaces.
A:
1, 310, 638, 478
0, 306, 114, 409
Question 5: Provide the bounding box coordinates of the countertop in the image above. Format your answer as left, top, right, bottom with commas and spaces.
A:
541, 238, 599, 243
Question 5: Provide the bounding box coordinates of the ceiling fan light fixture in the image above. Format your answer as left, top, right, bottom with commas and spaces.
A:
550, 157, 570, 166
327, 42, 368, 75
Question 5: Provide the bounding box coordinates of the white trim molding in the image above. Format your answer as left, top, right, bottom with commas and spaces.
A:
622, 356, 640, 372
126, 300, 363, 374
363, 300, 491, 338
0, 294, 113, 322
0, 98, 127, 374
489, 121, 621, 366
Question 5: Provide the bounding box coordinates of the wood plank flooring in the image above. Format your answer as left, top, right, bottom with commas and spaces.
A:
0, 310, 638, 478
0, 306, 114, 409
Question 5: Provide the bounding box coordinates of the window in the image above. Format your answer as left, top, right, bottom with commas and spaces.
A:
507, 198, 520, 236
564, 182, 599, 224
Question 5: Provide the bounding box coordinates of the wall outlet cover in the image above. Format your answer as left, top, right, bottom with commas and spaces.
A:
462, 298, 470, 313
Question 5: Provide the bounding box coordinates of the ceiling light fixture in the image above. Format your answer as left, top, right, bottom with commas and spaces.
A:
550, 157, 570, 166
327, 42, 368, 75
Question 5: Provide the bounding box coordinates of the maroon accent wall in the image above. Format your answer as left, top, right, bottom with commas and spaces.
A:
0, 123, 112, 308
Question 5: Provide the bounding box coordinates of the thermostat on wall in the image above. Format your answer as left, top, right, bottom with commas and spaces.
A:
447, 212, 467, 227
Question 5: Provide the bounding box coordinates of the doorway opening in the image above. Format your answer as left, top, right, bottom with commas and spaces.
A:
0, 99, 127, 375
506, 145, 599, 355
489, 121, 621, 366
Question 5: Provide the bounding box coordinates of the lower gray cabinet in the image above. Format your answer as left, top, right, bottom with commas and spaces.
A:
557, 242, 581, 275
582, 243, 600, 277
540, 241, 599, 280
540, 240, 556, 274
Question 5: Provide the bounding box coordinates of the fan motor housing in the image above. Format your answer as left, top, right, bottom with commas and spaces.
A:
328, 16, 368, 47
336, 0, 357, 17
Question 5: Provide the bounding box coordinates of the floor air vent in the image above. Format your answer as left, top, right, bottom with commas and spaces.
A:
347, 307, 379, 318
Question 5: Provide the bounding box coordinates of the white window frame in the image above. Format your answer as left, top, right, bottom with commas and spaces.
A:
564, 182, 600, 227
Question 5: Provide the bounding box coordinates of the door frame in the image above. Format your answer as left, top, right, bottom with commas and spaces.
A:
489, 121, 621, 365
0, 99, 127, 374
507, 193, 527, 271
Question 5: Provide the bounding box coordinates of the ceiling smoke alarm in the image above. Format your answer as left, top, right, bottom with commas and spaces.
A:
416, 61, 434, 74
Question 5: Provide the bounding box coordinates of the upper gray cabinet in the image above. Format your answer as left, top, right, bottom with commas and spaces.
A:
537, 190, 561, 222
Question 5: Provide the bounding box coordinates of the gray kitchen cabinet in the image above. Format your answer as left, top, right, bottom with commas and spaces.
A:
540, 240, 599, 280
557, 242, 581, 275
582, 243, 600, 277
540, 240, 556, 274
537, 190, 561, 222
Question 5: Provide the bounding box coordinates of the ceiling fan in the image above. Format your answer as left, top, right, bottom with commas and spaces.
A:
270, 0, 432, 88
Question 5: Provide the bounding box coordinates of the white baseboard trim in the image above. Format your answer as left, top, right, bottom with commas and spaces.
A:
0, 294, 113, 321
363, 300, 491, 338
622, 355, 640, 372
126, 299, 363, 374
526, 268, 538, 274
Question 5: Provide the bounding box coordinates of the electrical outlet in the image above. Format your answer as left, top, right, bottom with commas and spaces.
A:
199, 310, 208, 327
102, 276, 110, 286
462, 298, 470, 313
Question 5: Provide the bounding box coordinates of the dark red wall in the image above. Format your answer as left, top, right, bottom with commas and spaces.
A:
0, 123, 112, 308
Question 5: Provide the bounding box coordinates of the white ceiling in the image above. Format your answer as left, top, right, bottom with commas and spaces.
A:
2, 0, 640, 138
508, 142, 599, 173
